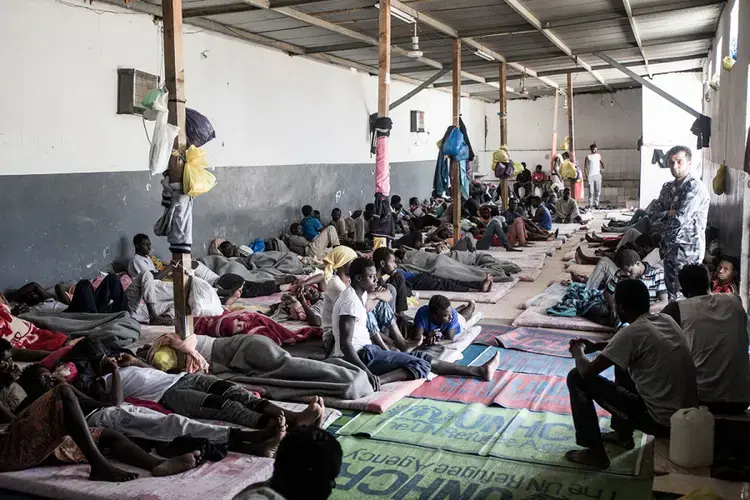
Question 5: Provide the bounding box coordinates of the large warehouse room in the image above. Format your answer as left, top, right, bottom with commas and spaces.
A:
1, 0, 750, 498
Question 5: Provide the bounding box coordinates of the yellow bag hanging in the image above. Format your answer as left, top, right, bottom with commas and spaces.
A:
559, 136, 571, 152
493, 146, 510, 164
560, 159, 577, 180
183, 145, 216, 197
512, 161, 524, 175
713, 163, 726, 195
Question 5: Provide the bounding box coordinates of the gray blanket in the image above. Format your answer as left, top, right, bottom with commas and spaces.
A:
401, 251, 516, 283
448, 250, 522, 277
210, 335, 373, 401
199, 252, 308, 284
19, 311, 140, 348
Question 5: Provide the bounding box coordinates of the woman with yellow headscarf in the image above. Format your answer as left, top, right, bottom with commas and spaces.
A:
320, 246, 358, 348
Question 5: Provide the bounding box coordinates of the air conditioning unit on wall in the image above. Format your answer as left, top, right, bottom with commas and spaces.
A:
117, 68, 160, 116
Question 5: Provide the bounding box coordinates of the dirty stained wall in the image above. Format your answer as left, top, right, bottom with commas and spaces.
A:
0, 0, 486, 288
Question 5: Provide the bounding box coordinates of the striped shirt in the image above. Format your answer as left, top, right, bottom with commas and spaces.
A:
607, 263, 667, 303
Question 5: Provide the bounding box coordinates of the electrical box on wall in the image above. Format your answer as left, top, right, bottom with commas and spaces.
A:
410, 110, 425, 133
117, 69, 160, 116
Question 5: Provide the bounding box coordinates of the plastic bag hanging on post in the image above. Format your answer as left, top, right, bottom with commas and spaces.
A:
371, 116, 393, 196
183, 146, 217, 197
148, 91, 179, 176
185, 108, 216, 147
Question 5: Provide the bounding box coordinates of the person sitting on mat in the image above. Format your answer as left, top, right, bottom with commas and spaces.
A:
240, 426, 342, 500
332, 257, 500, 392
284, 222, 340, 260
531, 195, 554, 231
565, 279, 697, 469
660, 264, 750, 415
501, 199, 558, 243
554, 187, 583, 224
412, 295, 476, 346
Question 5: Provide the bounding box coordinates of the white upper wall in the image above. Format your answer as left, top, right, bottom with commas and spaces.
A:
0, 0, 485, 176
484, 88, 642, 152
639, 72, 704, 207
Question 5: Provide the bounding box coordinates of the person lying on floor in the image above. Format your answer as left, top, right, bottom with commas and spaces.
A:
239, 426, 342, 500
582, 236, 661, 291
0, 382, 200, 481
333, 257, 500, 391
82, 352, 325, 440
412, 295, 476, 345
554, 187, 583, 224
284, 223, 340, 260
711, 257, 739, 294
11, 275, 128, 316
12, 351, 285, 458
372, 248, 492, 316
565, 279, 697, 469
660, 264, 750, 415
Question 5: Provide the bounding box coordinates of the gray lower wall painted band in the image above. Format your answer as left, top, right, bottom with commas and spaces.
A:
1, 161, 435, 289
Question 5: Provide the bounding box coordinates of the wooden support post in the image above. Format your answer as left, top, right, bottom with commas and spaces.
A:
377, 0, 391, 119
163, 0, 193, 338
499, 62, 509, 210
451, 39, 462, 242
551, 89, 558, 171
566, 72, 577, 198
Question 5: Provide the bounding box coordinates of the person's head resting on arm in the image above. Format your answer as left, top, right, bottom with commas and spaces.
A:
133, 233, 151, 257
265, 426, 343, 500
666, 145, 692, 182
677, 264, 711, 299
218, 241, 237, 258
614, 247, 645, 278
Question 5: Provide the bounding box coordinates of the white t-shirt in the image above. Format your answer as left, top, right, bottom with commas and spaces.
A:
321, 275, 348, 341
128, 254, 156, 278
602, 313, 698, 426
331, 287, 371, 358
678, 294, 750, 403
104, 366, 185, 402
586, 153, 602, 178
194, 334, 216, 362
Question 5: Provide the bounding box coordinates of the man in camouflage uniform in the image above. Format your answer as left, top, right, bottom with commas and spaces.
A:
649, 146, 709, 300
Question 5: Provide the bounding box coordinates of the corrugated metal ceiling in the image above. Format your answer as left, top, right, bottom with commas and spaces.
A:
136, 0, 724, 101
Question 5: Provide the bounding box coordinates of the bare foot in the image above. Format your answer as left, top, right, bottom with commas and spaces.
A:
575, 246, 586, 265
152, 452, 198, 477
89, 462, 139, 482
241, 415, 287, 458
476, 353, 500, 381
481, 274, 493, 293
224, 289, 242, 307
289, 397, 325, 427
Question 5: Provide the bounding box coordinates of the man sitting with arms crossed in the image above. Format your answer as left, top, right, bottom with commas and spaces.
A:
332, 258, 499, 391
661, 264, 750, 415
565, 279, 697, 468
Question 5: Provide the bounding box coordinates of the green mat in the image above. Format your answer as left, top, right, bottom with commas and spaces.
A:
333, 437, 652, 500
338, 398, 646, 476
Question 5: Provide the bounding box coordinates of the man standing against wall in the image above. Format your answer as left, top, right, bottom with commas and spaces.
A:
653, 146, 710, 300
584, 144, 604, 209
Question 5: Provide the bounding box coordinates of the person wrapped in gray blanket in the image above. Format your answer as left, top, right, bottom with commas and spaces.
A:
137, 332, 373, 402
